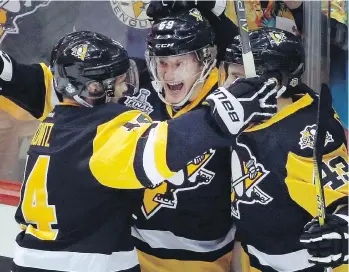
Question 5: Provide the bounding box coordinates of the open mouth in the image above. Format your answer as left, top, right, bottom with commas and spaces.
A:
167, 82, 184, 92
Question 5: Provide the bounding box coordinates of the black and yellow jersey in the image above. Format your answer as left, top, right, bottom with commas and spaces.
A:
230, 88, 348, 272
1, 54, 236, 271
13, 99, 235, 272
120, 69, 235, 272
0, 54, 58, 120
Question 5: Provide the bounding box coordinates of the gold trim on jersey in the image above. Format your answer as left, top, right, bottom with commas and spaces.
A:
285, 143, 348, 217
90, 110, 176, 189
59, 101, 80, 107
0, 63, 54, 120
166, 68, 218, 118
137, 249, 233, 272
90, 110, 152, 189
0, 96, 36, 120
39, 63, 55, 121
245, 94, 313, 132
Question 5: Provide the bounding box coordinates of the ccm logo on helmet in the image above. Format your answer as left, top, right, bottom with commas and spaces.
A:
215, 90, 240, 122
155, 43, 174, 48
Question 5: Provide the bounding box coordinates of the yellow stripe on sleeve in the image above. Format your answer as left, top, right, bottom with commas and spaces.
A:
90, 110, 153, 189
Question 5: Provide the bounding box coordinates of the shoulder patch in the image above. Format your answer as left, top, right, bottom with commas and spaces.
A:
123, 88, 154, 115
299, 124, 334, 150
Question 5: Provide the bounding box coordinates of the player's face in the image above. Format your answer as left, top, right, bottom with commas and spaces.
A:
156, 53, 202, 104
223, 64, 245, 88
113, 73, 128, 100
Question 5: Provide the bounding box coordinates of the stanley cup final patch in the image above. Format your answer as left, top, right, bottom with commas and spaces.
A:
124, 88, 154, 115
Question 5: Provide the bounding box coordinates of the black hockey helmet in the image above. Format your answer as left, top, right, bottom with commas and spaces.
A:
219, 28, 305, 92
146, 8, 215, 56
145, 8, 217, 106
50, 31, 139, 107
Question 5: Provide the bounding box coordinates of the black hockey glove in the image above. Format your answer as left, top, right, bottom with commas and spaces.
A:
146, 0, 219, 21
300, 214, 349, 268
228, 77, 279, 125
204, 76, 278, 136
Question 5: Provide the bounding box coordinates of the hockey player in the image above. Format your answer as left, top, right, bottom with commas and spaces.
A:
0, 14, 241, 271
1, 30, 279, 272
119, 9, 252, 272
219, 27, 348, 272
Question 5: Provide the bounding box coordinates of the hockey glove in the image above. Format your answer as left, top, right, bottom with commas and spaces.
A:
0, 50, 13, 82
204, 76, 278, 136
300, 214, 349, 268
229, 77, 279, 125
146, 0, 222, 21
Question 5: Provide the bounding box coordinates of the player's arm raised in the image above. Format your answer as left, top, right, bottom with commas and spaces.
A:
90, 76, 278, 190
0, 50, 56, 120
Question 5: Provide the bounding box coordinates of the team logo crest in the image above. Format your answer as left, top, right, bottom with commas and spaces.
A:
110, 1, 152, 29
71, 44, 88, 61
299, 124, 334, 149
124, 88, 154, 115
289, 77, 299, 87
142, 149, 216, 219
270, 32, 287, 45
189, 8, 203, 21
0, 0, 50, 43
230, 143, 272, 219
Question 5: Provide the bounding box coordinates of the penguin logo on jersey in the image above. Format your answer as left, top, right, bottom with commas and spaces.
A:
0, 0, 50, 43
299, 124, 334, 150
230, 144, 272, 219
142, 149, 216, 219
110, 1, 152, 29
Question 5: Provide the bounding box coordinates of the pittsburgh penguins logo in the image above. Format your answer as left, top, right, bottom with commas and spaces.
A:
0, 0, 50, 43
299, 124, 334, 150
110, 1, 151, 29
71, 44, 88, 61
142, 149, 216, 219
230, 144, 271, 219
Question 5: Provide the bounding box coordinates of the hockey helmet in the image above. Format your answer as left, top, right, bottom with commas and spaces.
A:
50, 31, 139, 107
145, 8, 217, 107
219, 28, 305, 94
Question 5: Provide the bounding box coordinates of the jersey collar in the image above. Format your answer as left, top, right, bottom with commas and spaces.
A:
245, 93, 314, 132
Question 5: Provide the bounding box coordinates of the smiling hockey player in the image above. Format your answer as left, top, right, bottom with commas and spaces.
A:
0, 30, 281, 272
219, 27, 348, 272
128, 9, 240, 271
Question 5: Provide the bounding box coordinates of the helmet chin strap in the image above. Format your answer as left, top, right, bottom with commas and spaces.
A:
153, 58, 217, 107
